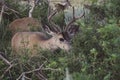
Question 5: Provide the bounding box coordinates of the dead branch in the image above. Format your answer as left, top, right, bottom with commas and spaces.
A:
0, 2, 20, 22
0, 52, 11, 65
16, 61, 47, 80
0, 64, 14, 79
0, 52, 15, 80
36, 71, 47, 80
5, 5, 20, 14
0, 4, 5, 23
24, 76, 32, 80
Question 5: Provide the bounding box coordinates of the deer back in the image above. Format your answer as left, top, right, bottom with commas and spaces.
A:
9, 17, 42, 35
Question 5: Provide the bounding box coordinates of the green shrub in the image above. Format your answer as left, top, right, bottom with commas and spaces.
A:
0, 0, 120, 80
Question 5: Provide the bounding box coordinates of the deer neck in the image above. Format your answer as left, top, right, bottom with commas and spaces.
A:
38, 37, 59, 51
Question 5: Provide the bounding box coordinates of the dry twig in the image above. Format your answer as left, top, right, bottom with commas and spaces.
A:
16, 61, 47, 80
0, 52, 15, 79
0, 4, 5, 23
0, 52, 11, 65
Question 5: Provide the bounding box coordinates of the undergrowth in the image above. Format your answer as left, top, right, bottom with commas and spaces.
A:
0, 0, 120, 80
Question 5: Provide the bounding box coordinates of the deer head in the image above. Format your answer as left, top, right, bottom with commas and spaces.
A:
41, 6, 85, 51
47, 6, 85, 42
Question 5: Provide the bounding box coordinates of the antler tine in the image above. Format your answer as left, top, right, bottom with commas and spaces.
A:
65, 6, 85, 31
48, 8, 62, 33
48, 9, 57, 22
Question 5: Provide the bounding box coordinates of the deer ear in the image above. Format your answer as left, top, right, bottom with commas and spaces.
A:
67, 24, 80, 37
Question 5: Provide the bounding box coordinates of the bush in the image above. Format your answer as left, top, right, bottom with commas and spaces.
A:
0, 0, 120, 80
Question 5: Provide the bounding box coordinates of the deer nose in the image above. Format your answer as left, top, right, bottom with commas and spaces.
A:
66, 45, 72, 52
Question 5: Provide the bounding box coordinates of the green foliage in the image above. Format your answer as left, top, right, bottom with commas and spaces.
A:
33, 0, 49, 24
105, 0, 120, 18
71, 19, 120, 80
52, 11, 65, 28
0, 0, 120, 80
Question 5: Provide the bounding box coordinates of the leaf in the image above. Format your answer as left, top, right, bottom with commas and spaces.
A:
103, 73, 111, 80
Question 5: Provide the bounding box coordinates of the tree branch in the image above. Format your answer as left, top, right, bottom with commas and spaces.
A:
16, 61, 47, 80
0, 52, 15, 80
0, 52, 11, 65
0, 4, 5, 23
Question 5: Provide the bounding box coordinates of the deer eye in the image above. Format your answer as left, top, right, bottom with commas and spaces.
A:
59, 38, 64, 42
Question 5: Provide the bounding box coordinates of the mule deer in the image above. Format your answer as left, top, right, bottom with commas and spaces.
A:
9, 17, 42, 35
11, 7, 85, 56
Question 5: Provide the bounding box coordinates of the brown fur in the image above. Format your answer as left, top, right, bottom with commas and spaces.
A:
9, 17, 42, 35
11, 32, 71, 56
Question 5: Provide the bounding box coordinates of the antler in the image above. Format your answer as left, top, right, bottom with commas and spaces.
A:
47, 2, 62, 33
65, 6, 85, 31
47, 0, 73, 33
